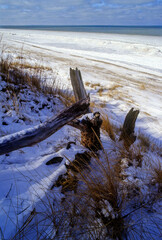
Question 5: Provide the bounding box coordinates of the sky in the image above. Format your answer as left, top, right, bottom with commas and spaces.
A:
0, 0, 162, 26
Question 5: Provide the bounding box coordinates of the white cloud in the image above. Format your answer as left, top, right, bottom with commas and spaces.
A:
0, 0, 161, 25
105, 0, 157, 4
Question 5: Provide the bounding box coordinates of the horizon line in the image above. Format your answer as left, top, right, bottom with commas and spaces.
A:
0, 24, 162, 27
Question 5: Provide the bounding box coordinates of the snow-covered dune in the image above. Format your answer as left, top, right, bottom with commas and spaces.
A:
0, 29, 161, 239
1, 28, 162, 76
1, 28, 161, 141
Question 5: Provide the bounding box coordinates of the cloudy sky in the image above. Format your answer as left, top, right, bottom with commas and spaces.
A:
0, 0, 162, 26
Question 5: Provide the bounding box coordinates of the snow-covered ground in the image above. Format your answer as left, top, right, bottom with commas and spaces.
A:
1, 28, 161, 141
0, 29, 161, 239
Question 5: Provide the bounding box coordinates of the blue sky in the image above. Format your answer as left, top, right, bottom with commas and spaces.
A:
0, 0, 162, 26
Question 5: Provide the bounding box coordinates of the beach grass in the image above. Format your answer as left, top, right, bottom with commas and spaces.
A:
0, 42, 161, 239
0, 54, 75, 107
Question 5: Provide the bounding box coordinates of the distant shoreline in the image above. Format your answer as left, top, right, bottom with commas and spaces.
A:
0, 25, 162, 36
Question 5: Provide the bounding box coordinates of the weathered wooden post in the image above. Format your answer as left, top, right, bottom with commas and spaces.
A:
70, 68, 88, 102
120, 108, 139, 150
70, 68, 102, 151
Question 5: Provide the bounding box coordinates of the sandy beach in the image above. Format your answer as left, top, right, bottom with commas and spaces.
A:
0, 28, 162, 239
1, 28, 161, 141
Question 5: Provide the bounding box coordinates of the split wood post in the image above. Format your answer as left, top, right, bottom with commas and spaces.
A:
70, 68, 102, 151
120, 108, 139, 150
0, 97, 90, 155
70, 67, 88, 102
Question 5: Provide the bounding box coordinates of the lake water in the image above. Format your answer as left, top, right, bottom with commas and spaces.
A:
0, 25, 162, 36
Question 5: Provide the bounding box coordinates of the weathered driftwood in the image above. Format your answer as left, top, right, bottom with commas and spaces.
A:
0, 97, 90, 155
69, 68, 91, 129
69, 115, 103, 151
120, 108, 139, 149
69, 113, 103, 151
70, 68, 88, 102
70, 69, 103, 150
68, 119, 83, 131
69, 112, 103, 151
80, 112, 103, 151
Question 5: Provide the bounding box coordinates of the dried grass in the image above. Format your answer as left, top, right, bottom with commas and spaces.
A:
101, 113, 116, 141
139, 83, 146, 90
90, 83, 101, 88
151, 160, 162, 192
10, 61, 52, 71
108, 84, 121, 91
138, 133, 150, 149
50, 150, 127, 239
85, 81, 91, 86
49, 143, 161, 240
0, 42, 161, 240
99, 102, 107, 108
98, 87, 105, 96
1, 139, 160, 239
0, 55, 75, 107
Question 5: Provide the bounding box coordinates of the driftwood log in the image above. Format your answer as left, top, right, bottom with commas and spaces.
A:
80, 112, 103, 151
120, 108, 139, 149
0, 97, 90, 155
69, 113, 103, 151
70, 68, 88, 102
0, 65, 139, 156
70, 68, 102, 150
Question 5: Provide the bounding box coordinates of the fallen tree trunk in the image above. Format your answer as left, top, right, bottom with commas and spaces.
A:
0, 97, 90, 155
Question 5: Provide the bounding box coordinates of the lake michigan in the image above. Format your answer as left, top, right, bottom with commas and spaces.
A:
0, 25, 162, 36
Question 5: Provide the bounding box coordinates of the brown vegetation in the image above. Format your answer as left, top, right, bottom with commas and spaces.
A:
151, 160, 162, 193
0, 50, 161, 239
0, 56, 75, 107
101, 113, 116, 141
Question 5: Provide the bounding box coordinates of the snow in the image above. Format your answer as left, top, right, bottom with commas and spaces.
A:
1, 28, 160, 143
0, 28, 161, 239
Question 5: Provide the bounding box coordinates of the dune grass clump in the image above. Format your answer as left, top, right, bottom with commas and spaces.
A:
98, 87, 105, 96
101, 113, 116, 141
49, 152, 126, 240
90, 83, 101, 88
138, 133, 150, 149
49, 145, 161, 240
0, 56, 41, 91
0, 55, 75, 107
11, 61, 52, 71
108, 84, 121, 91
5, 141, 161, 240
151, 160, 162, 193
85, 81, 91, 87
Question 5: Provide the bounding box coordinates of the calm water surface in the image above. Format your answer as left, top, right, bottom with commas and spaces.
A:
0, 25, 162, 36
